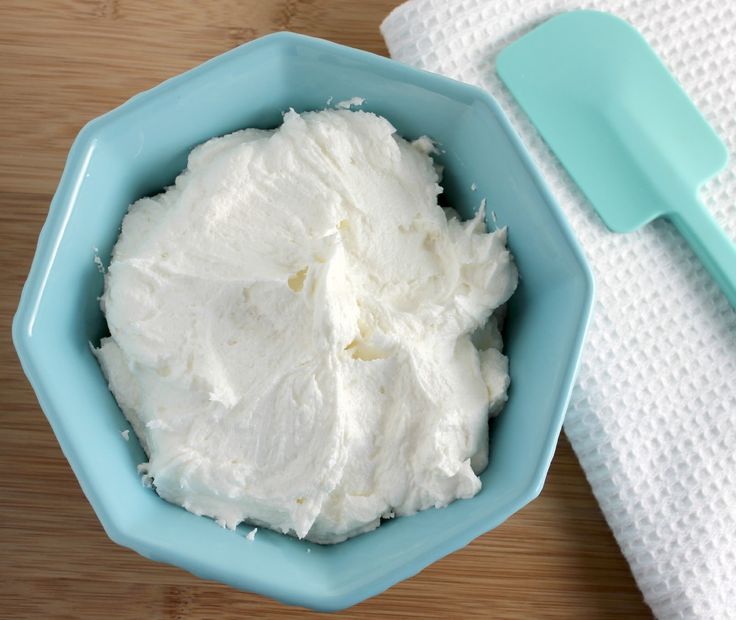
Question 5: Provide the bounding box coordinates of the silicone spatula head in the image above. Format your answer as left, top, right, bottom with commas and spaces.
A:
497, 10, 736, 309
496, 10, 728, 233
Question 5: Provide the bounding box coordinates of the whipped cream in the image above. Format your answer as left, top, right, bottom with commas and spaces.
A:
96, 108, 518, 543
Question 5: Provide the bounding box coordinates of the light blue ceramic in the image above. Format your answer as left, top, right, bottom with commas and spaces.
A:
13, 33, 593, 611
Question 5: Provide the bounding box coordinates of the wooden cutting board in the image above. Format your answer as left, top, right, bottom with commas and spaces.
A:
0, 1, 651, 617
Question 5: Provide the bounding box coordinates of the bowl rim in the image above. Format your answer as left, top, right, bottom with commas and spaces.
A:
13, 31, 595, 611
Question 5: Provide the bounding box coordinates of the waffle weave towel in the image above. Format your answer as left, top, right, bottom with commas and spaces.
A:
381, 2, 736, 617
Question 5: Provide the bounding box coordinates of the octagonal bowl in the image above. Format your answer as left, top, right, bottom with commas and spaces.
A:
13, 32, 594, 611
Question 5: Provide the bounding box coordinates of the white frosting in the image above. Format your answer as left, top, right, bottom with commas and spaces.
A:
96, 108, 518, 543
335, 97, 365, 109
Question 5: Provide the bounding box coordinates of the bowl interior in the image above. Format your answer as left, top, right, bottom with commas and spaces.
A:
14, 33, 592, 610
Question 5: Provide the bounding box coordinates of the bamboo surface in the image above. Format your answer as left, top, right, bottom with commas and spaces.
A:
0, 1, 651, 617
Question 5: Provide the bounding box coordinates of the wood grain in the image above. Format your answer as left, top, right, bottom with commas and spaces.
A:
0, 1, 651, 618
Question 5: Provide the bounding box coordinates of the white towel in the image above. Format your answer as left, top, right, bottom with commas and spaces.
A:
381, 2, 736, 618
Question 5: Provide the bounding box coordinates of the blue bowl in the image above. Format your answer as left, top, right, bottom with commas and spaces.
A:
13, 33, 593, 610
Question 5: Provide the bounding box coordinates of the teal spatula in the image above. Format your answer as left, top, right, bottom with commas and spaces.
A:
496, 10, 736, 308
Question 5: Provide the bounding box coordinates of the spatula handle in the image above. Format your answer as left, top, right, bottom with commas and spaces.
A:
670, 197, 736, 309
